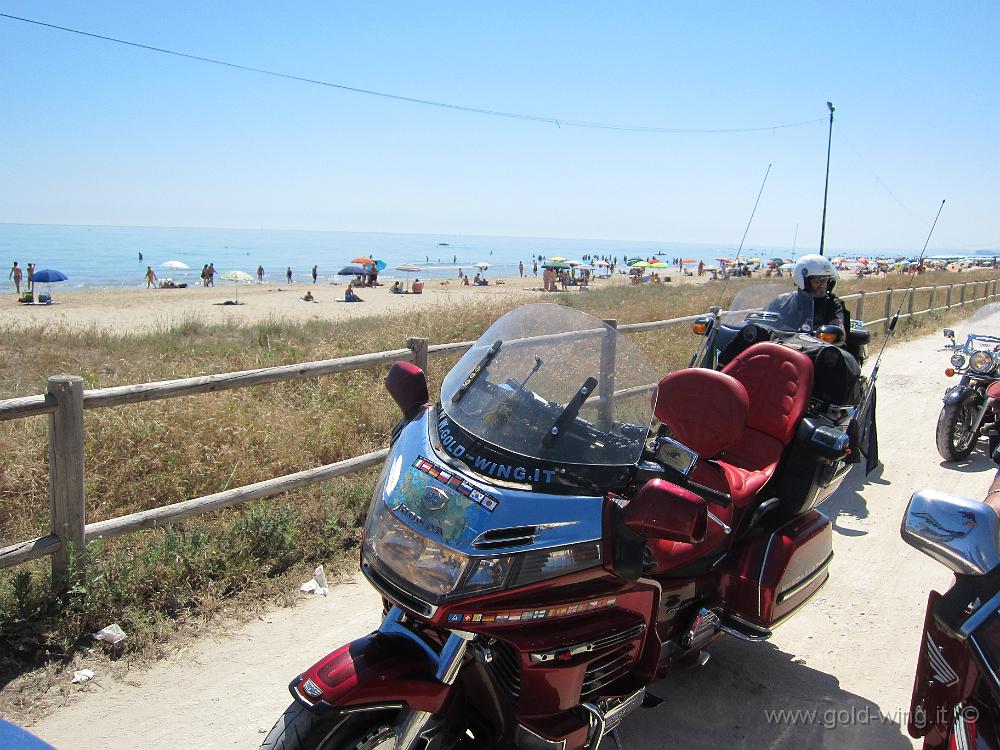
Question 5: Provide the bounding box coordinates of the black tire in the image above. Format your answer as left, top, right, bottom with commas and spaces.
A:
260, 702, 401, 750
936, 400, 979, 461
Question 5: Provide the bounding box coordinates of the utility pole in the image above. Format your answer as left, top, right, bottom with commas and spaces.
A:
818, 101, 835, 256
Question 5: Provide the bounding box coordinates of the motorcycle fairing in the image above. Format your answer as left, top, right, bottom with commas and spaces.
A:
362, 408, 609, 616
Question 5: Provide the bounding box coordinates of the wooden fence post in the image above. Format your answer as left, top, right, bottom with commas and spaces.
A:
961, 283, 967, 305
48, 375, 86, 589
855, 291, 865, 321
598, 320, 618, 432
884, 289, 893, 321
947, 284, 953, 308
407, 337, 429, 374
907, 287, 915, 316
929, 285, 936, 311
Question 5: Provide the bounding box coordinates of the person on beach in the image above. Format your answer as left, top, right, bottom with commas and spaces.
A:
257, 265, 264, 282
391, 281, 403, 294
286, 267, 293, 284
27, 263, 35, 294
345, 282, 363, 302
411, 278, 424, 294
145, 265, 157, 288
9, 262, 22, 295
312, 265, 318, 284
533, 260, 538, 276
302, 290, 316, 302
201, 264, 209, 286
138, 251, 143, 262
207, 263, 216, 286
519, 260, 524, 277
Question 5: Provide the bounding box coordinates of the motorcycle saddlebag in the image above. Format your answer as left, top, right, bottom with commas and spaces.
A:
724, 510, 833, 631
772, 332, 862, 405
773, 416, 850, 516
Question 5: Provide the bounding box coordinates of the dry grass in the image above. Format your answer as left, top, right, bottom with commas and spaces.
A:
0, 270, 997, 698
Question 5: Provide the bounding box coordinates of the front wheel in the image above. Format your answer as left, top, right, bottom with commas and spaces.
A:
260, 703, 402, 750
936, 400, 980, 461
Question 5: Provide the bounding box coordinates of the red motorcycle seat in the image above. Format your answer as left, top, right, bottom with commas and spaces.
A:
721, 342, 813, 446
653, 368, 749, 458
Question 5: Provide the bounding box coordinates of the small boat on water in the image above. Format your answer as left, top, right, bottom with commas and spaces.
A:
438, 242, 449, 246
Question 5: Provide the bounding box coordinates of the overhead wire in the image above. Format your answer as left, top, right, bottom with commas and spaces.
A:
1, 12, 828, 135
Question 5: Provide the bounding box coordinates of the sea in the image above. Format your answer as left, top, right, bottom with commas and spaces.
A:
1, 223, 987, 291
0, 223, 772, 291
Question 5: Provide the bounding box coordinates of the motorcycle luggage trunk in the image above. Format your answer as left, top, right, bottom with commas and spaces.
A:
724, 510, 833, 630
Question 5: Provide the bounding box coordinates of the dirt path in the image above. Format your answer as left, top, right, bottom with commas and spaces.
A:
29, 330, 995, 749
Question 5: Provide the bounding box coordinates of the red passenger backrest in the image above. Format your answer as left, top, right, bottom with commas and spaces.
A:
720, 342, 813, 445
653, 368, 749, 459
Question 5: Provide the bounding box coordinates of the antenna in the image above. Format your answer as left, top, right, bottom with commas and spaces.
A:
818, 101, 835, 256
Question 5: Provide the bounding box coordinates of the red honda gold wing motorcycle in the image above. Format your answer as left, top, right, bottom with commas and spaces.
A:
261, 300, 860, 750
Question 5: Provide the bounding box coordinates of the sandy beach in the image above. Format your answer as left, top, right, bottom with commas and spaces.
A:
0, 273, 711, 334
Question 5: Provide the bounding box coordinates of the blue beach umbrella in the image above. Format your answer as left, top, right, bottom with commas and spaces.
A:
31, 269, 68, 283
338, 265, 367, 276
31, 268, 68, 299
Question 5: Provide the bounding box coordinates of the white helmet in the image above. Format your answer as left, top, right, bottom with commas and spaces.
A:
793, 254, 838, 292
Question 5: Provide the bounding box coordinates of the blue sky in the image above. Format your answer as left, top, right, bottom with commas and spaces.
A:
1, 2, 997, 252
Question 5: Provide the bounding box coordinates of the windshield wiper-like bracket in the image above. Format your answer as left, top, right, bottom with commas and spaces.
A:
451, 340, 503, 403
542, 376, 599, 449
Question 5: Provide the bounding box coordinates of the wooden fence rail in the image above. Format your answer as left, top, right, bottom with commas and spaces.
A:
1, 276, 998, 585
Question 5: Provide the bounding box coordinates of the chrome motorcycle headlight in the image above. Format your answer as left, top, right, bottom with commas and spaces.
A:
970, 351, 995, 374
950, 353, 967, 369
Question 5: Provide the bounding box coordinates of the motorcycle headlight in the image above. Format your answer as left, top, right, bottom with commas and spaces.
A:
970, 351, 995, 374
362, 456, 514, 603
950, 353, 966, 369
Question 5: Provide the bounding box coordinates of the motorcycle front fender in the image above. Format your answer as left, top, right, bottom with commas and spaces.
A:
290, 630, 453, 716
943, 383, 983, 407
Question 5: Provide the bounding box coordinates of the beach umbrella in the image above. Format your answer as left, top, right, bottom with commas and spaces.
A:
218, 270, 253, 302
372, 259, 387, 271
351, 256, 376, 266
626, 256, 644, 264
549, 256, 568, 262
630, 261, 652, 269
681, 258, 697, 264
566, 260, 583, 267
32, 269, 68, 283
857, 257, 870, 265
31, 268, 68, 299
780, 262, 795, 270
747, 257, 763, 263
541, 261, 570, 269
474, 262, 490, 270
160, 260, 189, 270
397, 263, 421, 282
593, 260, 610, 267
338, 265, 367, 276
649, 262, 669, 269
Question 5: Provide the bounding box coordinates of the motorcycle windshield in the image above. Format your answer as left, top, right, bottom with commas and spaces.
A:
723, 284, 812, 332
439, 304, 659, 466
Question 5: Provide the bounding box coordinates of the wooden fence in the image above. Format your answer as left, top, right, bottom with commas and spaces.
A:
1, 278, 998, 588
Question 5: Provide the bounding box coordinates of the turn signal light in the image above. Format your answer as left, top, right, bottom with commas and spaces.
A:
818, 331, 839, 344
692, 322, 708, 335
945, 368, 956, 377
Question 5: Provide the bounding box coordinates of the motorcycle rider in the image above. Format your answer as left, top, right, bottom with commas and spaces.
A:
765, 254, 846, 336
